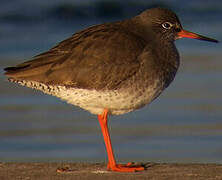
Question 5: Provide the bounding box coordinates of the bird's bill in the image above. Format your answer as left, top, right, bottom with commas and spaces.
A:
177, 29, 219, 43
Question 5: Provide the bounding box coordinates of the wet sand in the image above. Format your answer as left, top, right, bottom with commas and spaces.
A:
0, 162, 222, 180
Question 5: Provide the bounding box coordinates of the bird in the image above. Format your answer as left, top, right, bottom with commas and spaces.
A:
4, 7, 218, 172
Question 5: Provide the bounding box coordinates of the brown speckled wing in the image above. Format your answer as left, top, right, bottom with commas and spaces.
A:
5, 22, 146, 90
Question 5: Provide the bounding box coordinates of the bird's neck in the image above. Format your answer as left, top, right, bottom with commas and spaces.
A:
155, 40, 180, 87
155, 39, 180, 69
140, 40, 180, 88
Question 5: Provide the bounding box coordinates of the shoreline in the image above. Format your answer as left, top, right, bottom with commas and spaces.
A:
1, 162, 222, 180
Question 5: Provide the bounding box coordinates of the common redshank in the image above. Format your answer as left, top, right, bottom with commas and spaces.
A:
4, 8, 218, 172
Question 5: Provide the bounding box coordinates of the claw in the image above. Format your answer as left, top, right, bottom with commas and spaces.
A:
108, 163, 144, 172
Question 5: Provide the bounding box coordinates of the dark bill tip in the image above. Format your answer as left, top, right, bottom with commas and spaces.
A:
177, 29, 219, 43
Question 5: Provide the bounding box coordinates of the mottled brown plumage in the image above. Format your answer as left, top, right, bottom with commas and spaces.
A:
4, 7, 218, 115
5, 8, 181, 91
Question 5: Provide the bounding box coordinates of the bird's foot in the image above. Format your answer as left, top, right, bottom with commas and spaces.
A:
107, 162, 145, 172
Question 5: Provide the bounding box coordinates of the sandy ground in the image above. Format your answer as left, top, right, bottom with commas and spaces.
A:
0, 162, 222, 180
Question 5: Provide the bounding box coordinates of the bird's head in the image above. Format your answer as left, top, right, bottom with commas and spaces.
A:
137, 8, 218, 43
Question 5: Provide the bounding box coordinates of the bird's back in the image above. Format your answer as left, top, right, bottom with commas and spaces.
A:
5, 22, 147, 90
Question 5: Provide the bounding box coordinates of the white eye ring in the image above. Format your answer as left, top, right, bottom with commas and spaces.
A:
162, 22, 173, 29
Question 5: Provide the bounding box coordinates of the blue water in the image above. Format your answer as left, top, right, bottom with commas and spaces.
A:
0, 0, 222, 164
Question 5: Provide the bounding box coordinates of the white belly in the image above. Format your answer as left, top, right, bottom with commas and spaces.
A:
13, 79, 164, 115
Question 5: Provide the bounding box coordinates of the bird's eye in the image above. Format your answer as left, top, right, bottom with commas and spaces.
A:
162, 22, 173, 29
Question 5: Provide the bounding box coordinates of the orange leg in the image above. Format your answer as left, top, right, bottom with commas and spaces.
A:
98, 109, 144, 172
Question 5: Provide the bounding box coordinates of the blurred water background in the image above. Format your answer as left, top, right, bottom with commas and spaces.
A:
0, 0, 222, 163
